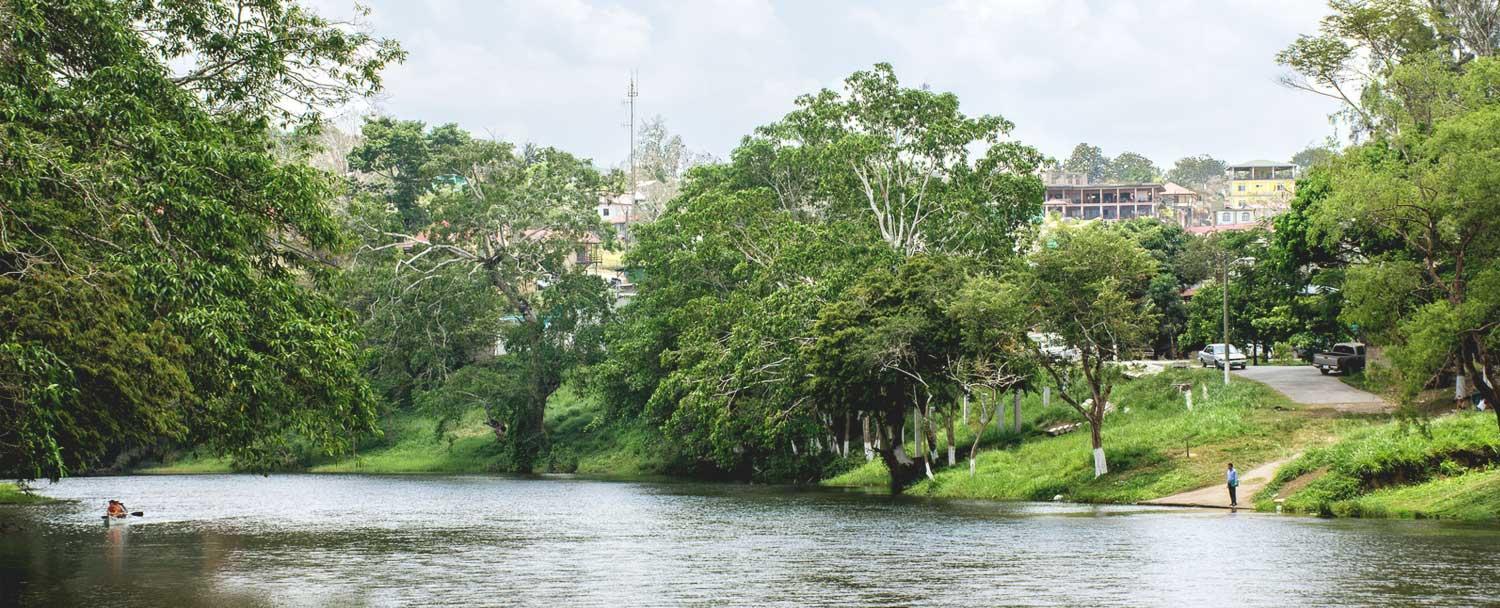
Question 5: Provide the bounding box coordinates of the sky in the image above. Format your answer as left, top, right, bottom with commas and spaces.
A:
314, 0, 1344, 172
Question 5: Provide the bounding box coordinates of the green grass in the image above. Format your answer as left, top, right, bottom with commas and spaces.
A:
127, 383, 674, 478
826, 369, 1360, 504
138, 455, 235, 474
0, 482, 64, 505
1340, 466, 1500, 519
1258, 412, 1500, 519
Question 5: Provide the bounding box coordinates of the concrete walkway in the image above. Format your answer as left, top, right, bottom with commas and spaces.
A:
1142, 456, 1294, 509
1230, 365, 1390, 413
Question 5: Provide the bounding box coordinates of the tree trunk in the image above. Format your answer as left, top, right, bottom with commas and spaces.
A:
842, 412, 851, 457
1012, 391, 1022, 431
945, 411, 956, 466
1089, 416, 1107, 477
862, 415, 874, 461
925, 408, 939, 463
878, 415, 925, 492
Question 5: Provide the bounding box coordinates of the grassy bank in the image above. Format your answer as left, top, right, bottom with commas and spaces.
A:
1257, 412, 1500, 519
0, 482, 65, 505
826, 369, 1364, 504
142, 384, 676, 478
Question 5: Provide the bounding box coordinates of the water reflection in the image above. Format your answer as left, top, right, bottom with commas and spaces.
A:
1, 475, 1497, 607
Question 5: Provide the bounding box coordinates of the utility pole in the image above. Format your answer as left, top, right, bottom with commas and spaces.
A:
1222, 253, 1231, 387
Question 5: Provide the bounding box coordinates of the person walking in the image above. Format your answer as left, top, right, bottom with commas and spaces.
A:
1226, 463, 1239, 507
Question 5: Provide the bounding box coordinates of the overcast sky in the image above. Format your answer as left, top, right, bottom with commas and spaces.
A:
319, 0, 1343, 171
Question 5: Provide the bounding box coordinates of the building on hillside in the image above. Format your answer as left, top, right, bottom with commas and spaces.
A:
597, 190, 643, 241
1042, 182, 1169, 221
1159, 182, 1210, 228
1217, 160, 1296, 228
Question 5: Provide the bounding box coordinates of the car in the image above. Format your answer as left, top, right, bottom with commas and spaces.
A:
1312, 342, 1366, 375
1198, 343, 1247, 370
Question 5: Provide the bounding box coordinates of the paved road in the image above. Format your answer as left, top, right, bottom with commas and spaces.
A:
1231, 364, 1390, 413
1142, 456, 1293, 510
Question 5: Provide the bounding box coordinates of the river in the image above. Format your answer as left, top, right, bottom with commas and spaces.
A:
1, 475, 1496, 607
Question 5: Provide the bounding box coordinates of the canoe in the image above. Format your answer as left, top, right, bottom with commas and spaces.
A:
101, 515, 136, 526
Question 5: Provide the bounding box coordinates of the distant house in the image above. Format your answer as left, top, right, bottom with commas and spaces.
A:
1217, 160, 1297, 229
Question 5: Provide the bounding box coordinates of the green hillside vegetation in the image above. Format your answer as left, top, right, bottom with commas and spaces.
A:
1258, 412, 1500, 519
143, 384, 676, 478
827, 369, 1364, 503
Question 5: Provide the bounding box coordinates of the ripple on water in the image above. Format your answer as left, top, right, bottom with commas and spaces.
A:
2, 474, 1498, 607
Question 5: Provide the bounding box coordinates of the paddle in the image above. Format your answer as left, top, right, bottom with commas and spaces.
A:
130, 511, 144, 517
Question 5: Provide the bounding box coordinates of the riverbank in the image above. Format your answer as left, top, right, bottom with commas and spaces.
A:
825, 369, 1370, 504
0, 483, 66, 505
141, 385, 677, 479
134, 369, 1500, 521
1257, 411, 1500, 520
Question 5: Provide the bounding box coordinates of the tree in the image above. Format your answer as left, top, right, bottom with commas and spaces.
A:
1107, 151, 1160, 183
1115, 219, 1198, 358
807, 255, 970, 490
348, 118, 472, 230
1166, 155, 1227, 189
361, 139, 613, 471
1, 0, 401, 480
1290, 144, 1335, 171
1279, 2, 1500, 425
628, 116, 710, 222
1010, 223, 1158, 477
741, 63, 1044, 258
1062, 143, 1110, 183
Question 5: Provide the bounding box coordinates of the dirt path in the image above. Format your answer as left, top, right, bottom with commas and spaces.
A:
1141, 456, 1295, 509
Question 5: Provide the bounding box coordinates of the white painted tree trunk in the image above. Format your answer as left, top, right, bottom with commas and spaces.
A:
969, 458, 977, 477
893, 442, 913, 465
924, 458, 935, 480
1185, 389, 1194, 410
1012, 391, 1022, 430
996, 396, 1006, 433
962, 393, 969, 420
1043, 386, 1050, 408
1093, 448, 1108, 477
1457, 374, 1467, 401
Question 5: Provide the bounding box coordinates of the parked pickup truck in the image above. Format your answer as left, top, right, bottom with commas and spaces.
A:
1313, 342, 1366, 375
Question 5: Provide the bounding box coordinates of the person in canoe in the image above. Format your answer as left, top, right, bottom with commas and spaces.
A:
106, 500, 128, 519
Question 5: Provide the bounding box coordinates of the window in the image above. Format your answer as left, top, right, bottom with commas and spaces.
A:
601, 208, 610, 217
1276, 184, 1285, 191
1220, 211, 1232, 224
1241, 211, 1251, 222
1237, 185, 1245, 192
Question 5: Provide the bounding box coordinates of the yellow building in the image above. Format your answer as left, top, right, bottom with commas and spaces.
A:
1219, 160, 1296, 227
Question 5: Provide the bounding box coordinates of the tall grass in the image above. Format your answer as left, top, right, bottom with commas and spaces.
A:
1260, 412, 1500, 517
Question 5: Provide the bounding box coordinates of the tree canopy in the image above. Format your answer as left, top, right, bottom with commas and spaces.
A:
1, 0, 402, 480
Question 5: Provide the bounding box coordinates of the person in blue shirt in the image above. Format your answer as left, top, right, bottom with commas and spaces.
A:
1226, 463, 1239, 507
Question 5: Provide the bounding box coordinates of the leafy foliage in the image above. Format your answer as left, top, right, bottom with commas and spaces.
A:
1, 0, 400, 480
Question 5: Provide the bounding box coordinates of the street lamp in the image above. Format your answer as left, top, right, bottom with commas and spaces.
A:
1221, 255, 1256, 386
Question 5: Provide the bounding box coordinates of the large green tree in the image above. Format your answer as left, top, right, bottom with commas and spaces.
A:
362, 139, 613, 471
1062, 143, 1110, 183
1279, 0, 1500, 423
1007, 223, 1158, 477
1, 0, 401, 480
1106, 152, 1160, 183
348, 118, 471, 230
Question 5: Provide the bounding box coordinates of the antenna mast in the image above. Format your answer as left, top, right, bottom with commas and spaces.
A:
626, 71, 639, 193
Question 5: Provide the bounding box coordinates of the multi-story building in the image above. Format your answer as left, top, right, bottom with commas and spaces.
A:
1043, 182, 1168, 221
1219, 160, 1296, 227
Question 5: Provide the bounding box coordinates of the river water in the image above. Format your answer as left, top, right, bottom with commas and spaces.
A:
1, 475, 1496, 607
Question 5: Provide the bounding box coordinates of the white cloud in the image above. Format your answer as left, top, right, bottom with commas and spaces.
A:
313, 0, 1343, 170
